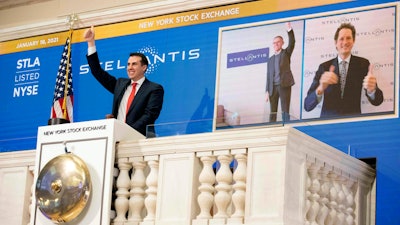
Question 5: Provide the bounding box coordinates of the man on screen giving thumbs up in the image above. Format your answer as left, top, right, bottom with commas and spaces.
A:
304, 23, 384, 118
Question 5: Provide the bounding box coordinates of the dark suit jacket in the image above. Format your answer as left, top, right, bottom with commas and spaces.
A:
87, 52, 164, 137
304, 55, 383, 118
266, 29, 295, 94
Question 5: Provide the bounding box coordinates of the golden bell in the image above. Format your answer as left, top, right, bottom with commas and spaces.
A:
35, 153, 92, 223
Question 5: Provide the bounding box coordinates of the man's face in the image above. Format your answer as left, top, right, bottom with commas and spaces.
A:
273, 37, 284, 52
126, 56, 147, 81
335, 28, 354, 57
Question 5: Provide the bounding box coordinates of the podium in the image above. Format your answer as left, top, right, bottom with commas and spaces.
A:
30, 119, 144, 225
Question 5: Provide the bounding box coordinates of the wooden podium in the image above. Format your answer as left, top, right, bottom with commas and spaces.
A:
30, 119, 144, 225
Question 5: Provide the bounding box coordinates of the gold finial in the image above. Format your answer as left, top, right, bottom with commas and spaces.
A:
66, 13, 79, 29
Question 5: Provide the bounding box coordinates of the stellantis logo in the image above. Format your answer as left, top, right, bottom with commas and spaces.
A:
139, 45, 200, 76
79, 45, 200, 76
138, 46, 160, 75
227, 48, 269, 68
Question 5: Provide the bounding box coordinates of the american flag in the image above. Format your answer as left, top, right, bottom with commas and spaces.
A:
50, 37, 73, 122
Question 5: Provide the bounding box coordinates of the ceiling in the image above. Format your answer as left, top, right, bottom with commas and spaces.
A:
0, 0, 51, 10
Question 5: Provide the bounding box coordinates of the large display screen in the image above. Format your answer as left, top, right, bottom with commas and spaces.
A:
216, 5, 397, 128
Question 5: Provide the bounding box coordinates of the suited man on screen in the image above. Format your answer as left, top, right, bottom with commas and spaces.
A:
84, 26, 164, 137
265, 22, 295, 122
304, 23, 383, 118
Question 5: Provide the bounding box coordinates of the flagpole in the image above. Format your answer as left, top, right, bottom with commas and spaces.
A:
48, 13, 78, 125
62, 28, 73, 120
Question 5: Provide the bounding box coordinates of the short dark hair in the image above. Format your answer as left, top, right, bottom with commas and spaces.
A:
334, 23, 356, 41
129, 52, 149, 67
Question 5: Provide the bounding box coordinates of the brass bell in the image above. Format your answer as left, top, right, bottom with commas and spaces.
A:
35, 153, 92, 223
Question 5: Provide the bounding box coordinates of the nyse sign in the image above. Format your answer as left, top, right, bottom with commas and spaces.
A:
13, 57, 40, 97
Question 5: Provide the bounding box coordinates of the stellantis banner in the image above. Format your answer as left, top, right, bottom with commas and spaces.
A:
0, 0, 398, 151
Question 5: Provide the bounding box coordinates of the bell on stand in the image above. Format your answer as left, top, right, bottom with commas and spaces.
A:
35, 143, 91, 223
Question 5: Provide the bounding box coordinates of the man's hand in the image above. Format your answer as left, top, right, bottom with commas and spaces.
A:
363, 64, 378, 94
83, 26, 95, 47
316, 65, 338, 95
286, 22, 292, 31
105, 114, 114, 119
265, 92, 270, 102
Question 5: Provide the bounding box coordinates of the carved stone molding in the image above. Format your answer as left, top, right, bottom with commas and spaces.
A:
0, 0, 249, 42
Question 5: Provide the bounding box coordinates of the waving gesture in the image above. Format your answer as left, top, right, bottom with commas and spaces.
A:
83, 26, 95, 47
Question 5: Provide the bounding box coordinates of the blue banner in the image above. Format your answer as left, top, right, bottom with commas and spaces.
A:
0, 0, 398, 151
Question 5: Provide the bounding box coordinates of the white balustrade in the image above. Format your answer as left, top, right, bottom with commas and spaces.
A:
326, 171, 338, 225
213, 154, 233, 221
316, 166, 330, 225
114, 158, 133, 224
195, 155, 216, 220
229, 152, 247, 224
306, 162, 321, 225
344, 178, 355, 225
127, 158, 146, 224
142, 158, 159, 224
0, 126, 376, 225
0, 150, 35, 225
303, 162, 359, 225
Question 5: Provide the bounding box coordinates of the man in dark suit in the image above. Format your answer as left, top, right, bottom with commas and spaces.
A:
304, 23, 383, 118
266, 22, 295, 122
84, 26, 164, 137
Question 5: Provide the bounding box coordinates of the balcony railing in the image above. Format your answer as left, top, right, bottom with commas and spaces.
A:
113, 125, 375, 225
0, 122, 375, 225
